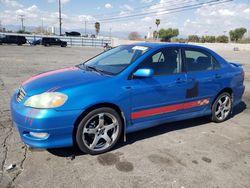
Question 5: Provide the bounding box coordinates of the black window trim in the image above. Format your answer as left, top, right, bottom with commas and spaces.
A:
129, 47, 184, 80
181, 47, 221, 73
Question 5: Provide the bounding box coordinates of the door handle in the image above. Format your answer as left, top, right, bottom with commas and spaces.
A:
176, 78, 186, 83
215, 74, 221, 79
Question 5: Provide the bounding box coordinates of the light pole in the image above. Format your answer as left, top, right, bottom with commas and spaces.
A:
19, 15, 25, 31
109, 28, 112, 39
58, 0, 62, 35
41, 18, 44, 34
84, 20, 87, 35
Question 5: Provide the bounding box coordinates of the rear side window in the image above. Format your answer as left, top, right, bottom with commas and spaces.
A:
184, 49, 220, 72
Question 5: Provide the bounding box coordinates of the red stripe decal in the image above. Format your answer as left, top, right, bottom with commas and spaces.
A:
22, 67, 79, 86
131, 98, 210, 120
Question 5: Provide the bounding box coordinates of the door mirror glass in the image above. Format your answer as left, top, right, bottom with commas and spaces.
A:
133, 68, 154, 78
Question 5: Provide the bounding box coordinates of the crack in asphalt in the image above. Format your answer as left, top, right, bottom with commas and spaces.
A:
0, 126, 13, 183
0, 74, 28, 187
6, 145, 27, 188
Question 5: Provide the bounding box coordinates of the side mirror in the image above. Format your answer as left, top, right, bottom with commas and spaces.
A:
133, 68, 154, 78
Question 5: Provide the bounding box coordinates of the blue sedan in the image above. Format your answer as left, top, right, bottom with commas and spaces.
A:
10, 43, 245, 154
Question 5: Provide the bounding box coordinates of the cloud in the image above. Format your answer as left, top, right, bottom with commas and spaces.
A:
181, 2, 250, 36
48, 0, 70, 4
122, 4, 134, 11
105, 3, 112, 9
0, 0, 23, 8
141, 0, 153, 3
15, 5, 40, 19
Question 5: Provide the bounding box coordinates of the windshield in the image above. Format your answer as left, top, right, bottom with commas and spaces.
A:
80, 45, 150, 75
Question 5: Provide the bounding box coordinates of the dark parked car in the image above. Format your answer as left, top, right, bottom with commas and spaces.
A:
0, 34, 26, 45
41, 37, 67, 47
31, 39, 41, 45
65, 31, 81, 37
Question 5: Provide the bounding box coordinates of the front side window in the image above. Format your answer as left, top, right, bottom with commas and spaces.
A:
184, 49, 220, 72
81, 45, 150, 75
138, 48, 181, 76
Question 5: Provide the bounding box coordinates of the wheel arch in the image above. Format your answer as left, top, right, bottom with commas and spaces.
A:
212, 87, 233, 106
72, 102, 126, 146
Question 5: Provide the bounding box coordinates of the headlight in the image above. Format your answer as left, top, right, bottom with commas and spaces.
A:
24, 92, 68, 108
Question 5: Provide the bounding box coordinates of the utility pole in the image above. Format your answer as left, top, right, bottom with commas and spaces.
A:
19, 15, 25, 31
58, 0, 62, 35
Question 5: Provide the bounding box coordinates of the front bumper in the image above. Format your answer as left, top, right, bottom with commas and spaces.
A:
10, 93, 83, 149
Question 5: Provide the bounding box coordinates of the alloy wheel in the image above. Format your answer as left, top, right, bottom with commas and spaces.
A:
81, 112, 119, 151
215, 94, 232, 121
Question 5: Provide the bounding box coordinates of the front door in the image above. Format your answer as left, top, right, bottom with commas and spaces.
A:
130, 47, 188, 123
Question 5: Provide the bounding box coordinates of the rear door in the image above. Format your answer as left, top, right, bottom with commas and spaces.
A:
183, 48, 222, 112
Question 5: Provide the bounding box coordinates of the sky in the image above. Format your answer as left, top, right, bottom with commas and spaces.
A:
0, 0, 250, 38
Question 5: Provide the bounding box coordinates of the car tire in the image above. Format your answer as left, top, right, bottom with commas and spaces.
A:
76, 107, 122, 155
211, 92, 232, 123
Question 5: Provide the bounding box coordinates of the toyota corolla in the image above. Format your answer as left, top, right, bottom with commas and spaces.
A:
10, 43, 245, 154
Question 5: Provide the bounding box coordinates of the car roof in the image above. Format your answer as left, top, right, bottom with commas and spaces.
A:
131, 42, 210, 51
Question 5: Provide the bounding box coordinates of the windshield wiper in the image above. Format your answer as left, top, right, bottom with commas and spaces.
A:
85, 65, 114, 75
85, 65, 106, 75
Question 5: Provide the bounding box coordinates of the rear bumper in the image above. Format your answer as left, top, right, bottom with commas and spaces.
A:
10, 94, 83, 149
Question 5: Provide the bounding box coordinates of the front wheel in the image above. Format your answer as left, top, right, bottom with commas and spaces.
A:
211, 92, 232, 123
76, 107, 122, 155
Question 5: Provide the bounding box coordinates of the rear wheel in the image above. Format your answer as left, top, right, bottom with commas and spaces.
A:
76, 107, 122, 155
211, 92, 232, 123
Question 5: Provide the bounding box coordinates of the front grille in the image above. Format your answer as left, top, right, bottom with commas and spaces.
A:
16, 87, 26, 102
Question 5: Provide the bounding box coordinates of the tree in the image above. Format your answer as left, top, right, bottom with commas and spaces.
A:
216, 35, 229, 43
128, 32, 141, 40
16, 30, 31, 34
95, 22, 100, 36
158, 28, 179, 42
188, 35, 200, 42
200, 36, 216, 43
229, 27, 247, 42
155, 19, 160, 39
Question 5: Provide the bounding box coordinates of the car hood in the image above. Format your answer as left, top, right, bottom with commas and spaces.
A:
21, 66, 107, 96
